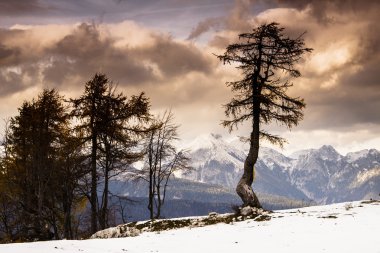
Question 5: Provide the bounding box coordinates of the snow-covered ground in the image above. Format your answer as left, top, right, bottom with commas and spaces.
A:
1, 201, 379, 253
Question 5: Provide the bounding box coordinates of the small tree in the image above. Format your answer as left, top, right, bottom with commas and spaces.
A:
217, 23, 312, 208
140, 111, 192, 219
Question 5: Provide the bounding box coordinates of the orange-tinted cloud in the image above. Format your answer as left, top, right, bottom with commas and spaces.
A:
1, 0, 380, 153
0, 22, 216, 97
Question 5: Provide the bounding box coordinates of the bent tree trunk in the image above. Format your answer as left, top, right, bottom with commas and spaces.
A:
236, 132, 262, 208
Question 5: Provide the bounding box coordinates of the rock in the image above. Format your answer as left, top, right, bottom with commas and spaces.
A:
90, 225, 140, 239
208, 212, 218, 217
120, 226, 140, 237
240, 206, 254, 216
240, 206, 265, 216
91, 208, 270, 240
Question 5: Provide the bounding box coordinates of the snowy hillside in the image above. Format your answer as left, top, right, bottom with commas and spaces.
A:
182, 134, 380, 204
1, 200, 379, 253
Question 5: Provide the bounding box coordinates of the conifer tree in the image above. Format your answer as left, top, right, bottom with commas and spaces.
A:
217, 23, 312, 208
2, 89, 71, 240
71, 73, 151, 232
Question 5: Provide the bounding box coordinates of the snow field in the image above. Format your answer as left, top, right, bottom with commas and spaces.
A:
1, 201, 379, 253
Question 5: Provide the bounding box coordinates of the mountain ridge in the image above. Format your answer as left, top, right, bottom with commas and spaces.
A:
181, 133, 380, 204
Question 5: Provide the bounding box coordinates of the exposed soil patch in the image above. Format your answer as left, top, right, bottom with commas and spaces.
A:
319, 215, 338, 219
361, 200, 380, 205
91, 208, 271, 239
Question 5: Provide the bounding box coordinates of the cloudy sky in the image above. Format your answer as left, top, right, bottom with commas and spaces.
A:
0, 0, 379, 155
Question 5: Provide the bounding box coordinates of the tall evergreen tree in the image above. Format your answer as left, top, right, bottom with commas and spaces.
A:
71, 73, 151, 233
55, 131, 87, 239
217, 23, 312, 208
3, 89, 71, 240
71, 74, 108, 233
97, 86, 151, 229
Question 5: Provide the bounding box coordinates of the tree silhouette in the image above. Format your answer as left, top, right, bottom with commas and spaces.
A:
1, 89, 72, 240
136, 111, 192, 220
217, 23, 312, 208
71, 73, 151, 233
71, 74, 108, 234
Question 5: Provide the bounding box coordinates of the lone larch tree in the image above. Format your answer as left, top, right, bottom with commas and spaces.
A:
217, 22, 312, 208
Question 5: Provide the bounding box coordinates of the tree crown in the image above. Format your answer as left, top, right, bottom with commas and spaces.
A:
218, 22, 312, 146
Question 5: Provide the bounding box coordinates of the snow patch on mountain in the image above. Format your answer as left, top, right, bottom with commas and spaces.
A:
290, 148, 316, 159
181, 133, 380, 205
184, 134, 246, 187
346, 149, 371, 162
350, 167, 380, 188
259, 147, 294, 171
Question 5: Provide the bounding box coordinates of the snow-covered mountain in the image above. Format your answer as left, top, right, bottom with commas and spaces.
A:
178, 134, 245, 190
108, 174, 308, 222
181, 134, 380, 204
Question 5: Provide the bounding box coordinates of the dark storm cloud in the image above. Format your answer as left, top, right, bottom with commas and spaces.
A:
0, 71, 25, 97
0, 66, 41, 98
299, 4, 380, 130
302, 78, 380, 130
0, 0, 123, 18
308, 54, 380, 129
0, 22, 215, 97
356, 22, 380, 65
137, 34, 214, 77
45, 23, 214, 88
0, 44, 18, 65
0, 29, 25, 66
276, 0, 380, 22
44, 23, 156, 87
188, 0, 380, 132
0, 0, 232, 27
1, 0, 379, 134
0, 0, 48, 15
0, 28, 38, 97
0, 28, 49, 66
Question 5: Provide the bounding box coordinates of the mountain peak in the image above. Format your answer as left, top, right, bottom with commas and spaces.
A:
186, 133, 226, 150
319, 145, 337, 152
289, 145, 340, 160
316, 145, 341, 160
346, 148, 380, 163
346, 149, 370, 162
289, 148, 316, 159
210, 133, 223, 140
182, 133, 380, 205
